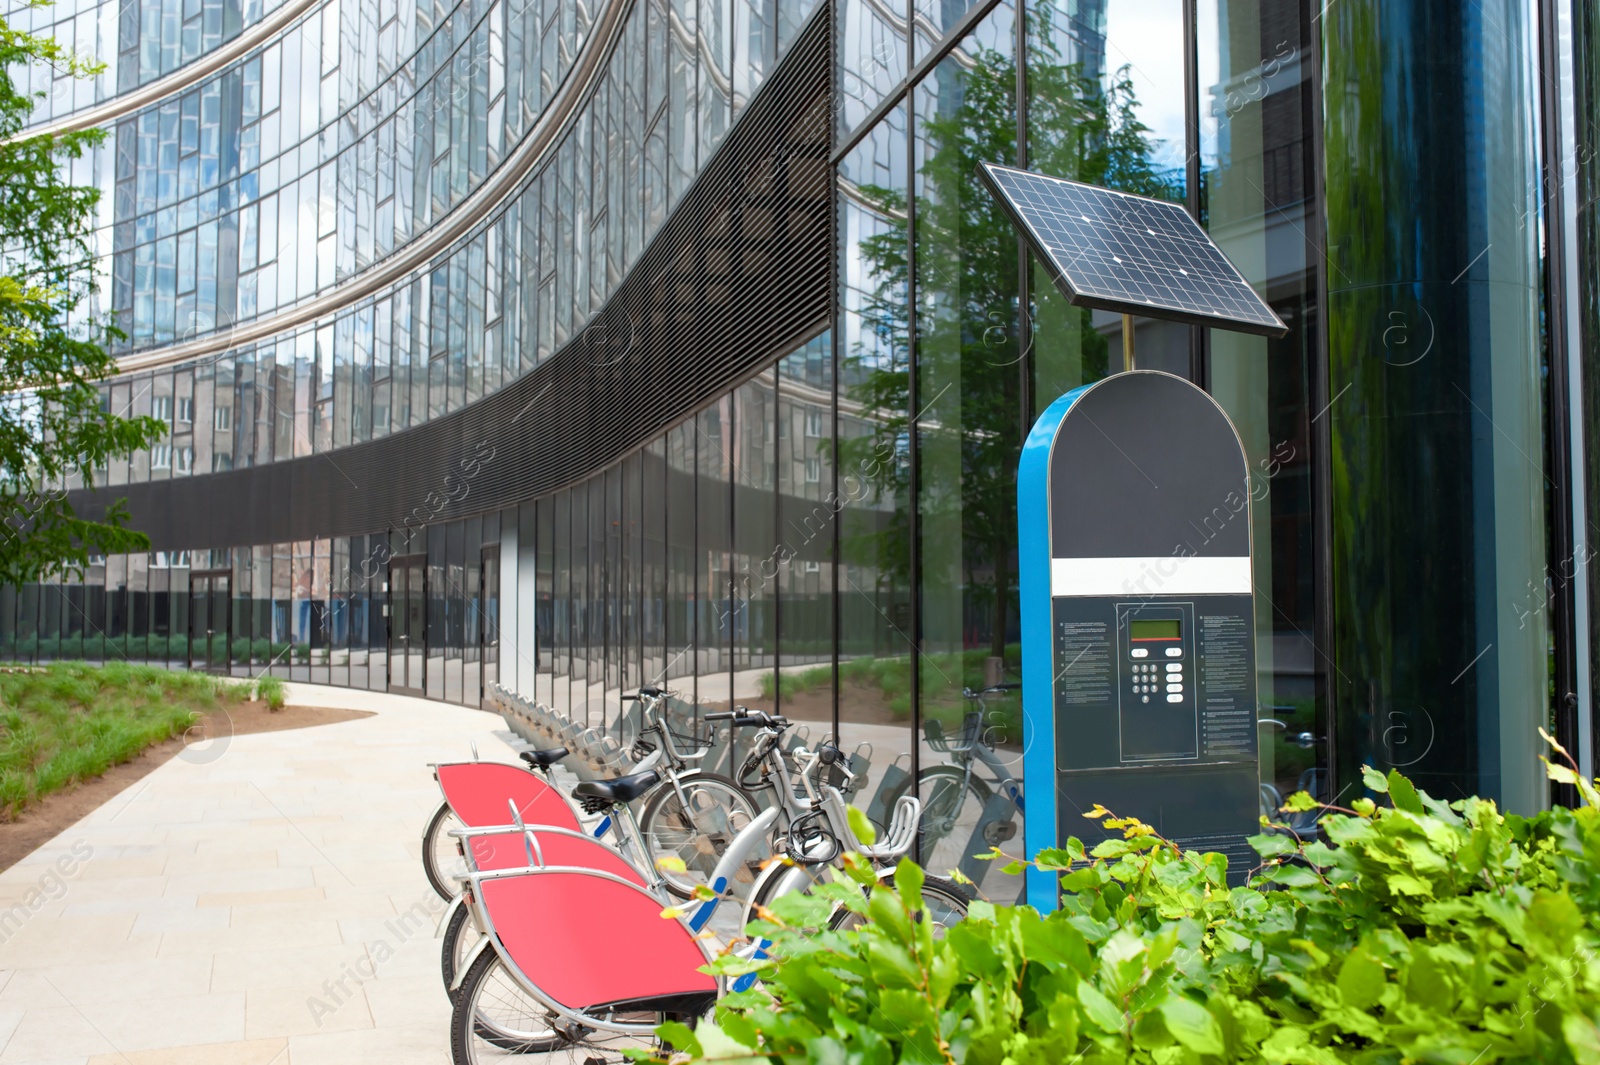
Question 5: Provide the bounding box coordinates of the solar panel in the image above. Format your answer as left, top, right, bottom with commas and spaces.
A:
977, 163, 1288, 338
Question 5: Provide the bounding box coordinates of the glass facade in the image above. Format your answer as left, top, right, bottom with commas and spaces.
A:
11, 0, 1598, 889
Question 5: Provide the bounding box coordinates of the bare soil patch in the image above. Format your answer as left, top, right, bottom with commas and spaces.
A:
0, 701, 372, 873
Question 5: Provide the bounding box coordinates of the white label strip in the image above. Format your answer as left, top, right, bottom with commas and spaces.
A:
1051, 556, 1251, 597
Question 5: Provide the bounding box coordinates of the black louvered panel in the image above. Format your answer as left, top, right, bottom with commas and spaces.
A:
69, 8, 832, 551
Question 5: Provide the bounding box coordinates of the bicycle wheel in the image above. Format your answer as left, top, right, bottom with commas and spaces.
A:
637, 771, 763, 899
424, 801, 465, 901
449, 946, 568, 1061
440, 903, 482, 993
828, 870, 970, 937
887, 766, 991, 881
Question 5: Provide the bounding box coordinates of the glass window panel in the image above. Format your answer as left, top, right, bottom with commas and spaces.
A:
731, 370, 777, 714
570, 481, 590, 722
1195, 0, 1322, 814
838, 105, 910, 828
1321, 0, 1547, 812
642, 438, 669, 696
838, 0, 906, 141
427, 524, 446, 700
542, 495, 561, 713
777, 332, 835, 743
911, 20, 1026, 891
291, 540, 311, 679
696, 399, 731, 712
666, 422, 695, 692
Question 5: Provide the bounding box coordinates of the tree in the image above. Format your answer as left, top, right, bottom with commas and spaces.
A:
0, 6, 165, 588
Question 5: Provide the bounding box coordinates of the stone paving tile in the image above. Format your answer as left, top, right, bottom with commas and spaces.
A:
0, 685, 509, 1063
0, 1006, 118, 1062
244, 984, 373, 1039
67, 992, 247, 1053
285, 1023, 451, 1065
84, 1036, 289, 1065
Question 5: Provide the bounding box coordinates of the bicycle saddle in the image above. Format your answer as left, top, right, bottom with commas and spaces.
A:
571, 769, 661, 810
518, 747, 568, 769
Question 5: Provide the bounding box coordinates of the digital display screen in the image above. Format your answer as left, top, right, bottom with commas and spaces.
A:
1130, 619, 1181, 641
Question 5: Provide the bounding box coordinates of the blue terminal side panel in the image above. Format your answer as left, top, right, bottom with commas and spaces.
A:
1019, 371, 1261, 911
1019, 384, 1088, 912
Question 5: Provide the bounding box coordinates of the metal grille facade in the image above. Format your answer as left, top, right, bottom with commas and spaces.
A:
69, 9, 832, 551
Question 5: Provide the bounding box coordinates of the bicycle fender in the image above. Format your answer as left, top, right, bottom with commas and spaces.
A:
706, 805, 779, 889
450, 934, 496, 993
436, 891, 466, 938
741, 863, 813, 928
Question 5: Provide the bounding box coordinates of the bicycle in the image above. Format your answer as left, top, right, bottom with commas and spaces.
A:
625, 688, 765, 898
445, 783, 783, 1057
444, 755, 948, 1065
882, 683, 1023, 886
423, 687, 762, 901
439, 708, 804, 996
447, 844, 723, 1063
742, 740, 970, 934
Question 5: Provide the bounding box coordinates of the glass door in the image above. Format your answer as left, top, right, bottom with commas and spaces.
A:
388, 557, 426, 695
188, 573, 230, 673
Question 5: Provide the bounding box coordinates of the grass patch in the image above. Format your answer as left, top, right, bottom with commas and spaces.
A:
256, 674, 286, 711
0, 662, 253, 819
759, 645, 1024, 733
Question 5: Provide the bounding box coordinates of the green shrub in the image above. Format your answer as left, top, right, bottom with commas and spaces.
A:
256, 674, 286, 711
676, 736, 1600, 1065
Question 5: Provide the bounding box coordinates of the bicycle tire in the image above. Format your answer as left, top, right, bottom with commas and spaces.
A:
440, 902, 480, 994
884, 766, 993, 879
637, 770, 763, 899
828, 870, 970, 936
449, 945, 568, 1061
423, 801, 464, 901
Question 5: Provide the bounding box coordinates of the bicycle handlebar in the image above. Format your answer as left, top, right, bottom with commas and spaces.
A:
705, 708, 789, 729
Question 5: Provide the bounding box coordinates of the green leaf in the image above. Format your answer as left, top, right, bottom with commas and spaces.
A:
1283, 790, 1320, 813
894, 856, 924, 910
1385, 874, 1432, 897
655, 855, 688, 873
1160, 995, 1224, 1056
1336, 947, 1386, 1010
1077, 981, 1125, 1034
1563, 1013, 1600, 1065
1361, 765, 1389, 793
847, 805, 877, 846
655, 1021, 703, 1055
1386, 769, 1424, 814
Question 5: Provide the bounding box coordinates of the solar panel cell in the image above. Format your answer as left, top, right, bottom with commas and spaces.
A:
977, 163, 1288, 338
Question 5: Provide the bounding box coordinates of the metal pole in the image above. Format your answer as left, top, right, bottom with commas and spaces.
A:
1122, 314, 1135, 372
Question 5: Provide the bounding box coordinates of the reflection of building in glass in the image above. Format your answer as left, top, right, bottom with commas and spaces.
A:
7, 0, 1598, 890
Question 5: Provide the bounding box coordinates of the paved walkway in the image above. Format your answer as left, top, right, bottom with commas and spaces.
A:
0, 684, 514, 1065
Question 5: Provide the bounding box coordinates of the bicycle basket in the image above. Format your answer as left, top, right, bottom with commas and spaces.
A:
924, 712, 981, 753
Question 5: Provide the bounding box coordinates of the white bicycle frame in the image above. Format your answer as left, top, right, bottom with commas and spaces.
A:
742, 745, 923, 924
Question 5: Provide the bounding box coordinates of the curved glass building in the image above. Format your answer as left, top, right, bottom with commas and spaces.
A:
9, 0, 1600, 890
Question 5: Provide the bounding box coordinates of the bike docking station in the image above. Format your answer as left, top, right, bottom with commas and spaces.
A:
976, 164, 1288, 911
